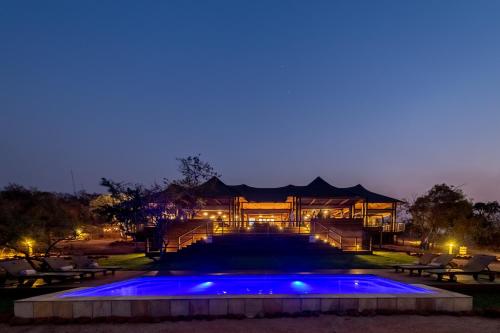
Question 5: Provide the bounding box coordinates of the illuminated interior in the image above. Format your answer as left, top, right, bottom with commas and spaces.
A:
165, 176, 400, 233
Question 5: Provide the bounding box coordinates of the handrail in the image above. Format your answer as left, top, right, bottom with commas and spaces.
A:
313, 221, 343, 248
213, 220, 311, 236
313, 220, 370, 251
178, 223, 205, 240
178, 222, 211, 250
174, 220, 370, 252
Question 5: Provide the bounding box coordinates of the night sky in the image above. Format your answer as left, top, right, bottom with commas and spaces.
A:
1, 1, 500, 201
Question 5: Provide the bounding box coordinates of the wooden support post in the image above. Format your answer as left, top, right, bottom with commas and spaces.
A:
392, 202, 397, 232
363, 201, 368, 226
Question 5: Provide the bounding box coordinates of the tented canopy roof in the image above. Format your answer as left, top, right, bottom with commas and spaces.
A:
192, 177, 401, 203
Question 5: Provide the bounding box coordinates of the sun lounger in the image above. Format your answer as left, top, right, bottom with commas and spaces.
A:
0, 259, 81, 284
426, 255, 498, 281
395, 254, 455, 276
43, 257, 107, 278
392, 253, 437, 272
71, 255, 121, 275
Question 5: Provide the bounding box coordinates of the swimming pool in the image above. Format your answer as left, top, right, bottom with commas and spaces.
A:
15, 274, 472, 319
59, 274, 433, 298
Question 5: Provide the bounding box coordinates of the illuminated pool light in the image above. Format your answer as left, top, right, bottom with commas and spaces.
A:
290, 280, 311, 293
189, 281, 214, 292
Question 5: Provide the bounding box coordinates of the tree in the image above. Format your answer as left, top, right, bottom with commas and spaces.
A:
170, 155, 221, 219
96, 179, 149, 239
174, 154, 220, 188
0, 184, 83, 256
97, 155, 220, 255
408, 184, 473, 249
0, 184, 34, 254
471, 201, 500, 246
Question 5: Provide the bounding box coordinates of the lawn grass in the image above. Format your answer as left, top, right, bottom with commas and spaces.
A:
98, 251, 416, 271
98, 253, 158, 270
353, 251, 416, 267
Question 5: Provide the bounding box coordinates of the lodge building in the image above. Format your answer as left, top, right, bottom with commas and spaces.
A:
191, 176, 403, 233
151, 177, 404, 253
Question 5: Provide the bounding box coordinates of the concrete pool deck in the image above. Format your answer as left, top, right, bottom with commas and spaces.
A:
4, 315, 500, 333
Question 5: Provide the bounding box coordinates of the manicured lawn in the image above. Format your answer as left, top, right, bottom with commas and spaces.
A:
99, 251, 416, 271
98, 253, 158, 270
354, 251, 416, 267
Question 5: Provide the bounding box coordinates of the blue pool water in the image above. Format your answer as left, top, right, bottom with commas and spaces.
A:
60, 275, 432, 298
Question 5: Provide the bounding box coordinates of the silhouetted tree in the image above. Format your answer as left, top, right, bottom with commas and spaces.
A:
174, 154, 221, 188
0, 184, 86, 256
408, 184, 473, 249
96, 179, 151, 239
471, 201, 500, 246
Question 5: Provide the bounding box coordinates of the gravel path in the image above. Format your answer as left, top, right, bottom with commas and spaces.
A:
3, 315, 500, 333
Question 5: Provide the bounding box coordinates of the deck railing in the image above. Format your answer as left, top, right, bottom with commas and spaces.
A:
312, 221, 370, 251
170, 219, 371, 252
213, 220, 311, 235
394, 222, 406, 232
366, 221, 405, 233
177, 222, 212, 250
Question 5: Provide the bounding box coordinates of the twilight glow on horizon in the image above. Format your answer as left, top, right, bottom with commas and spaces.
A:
1, 1, 500, 201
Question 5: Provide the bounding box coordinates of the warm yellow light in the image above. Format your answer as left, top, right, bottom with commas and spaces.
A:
448, 242, 455, 255
24, 238, 34, 256
75, 228, 83, 235
210, 215, 215, 219
315, 235, 320, 239
203, 212, 208, 216
222, 215, 227, 218
217, 211, 222, 215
